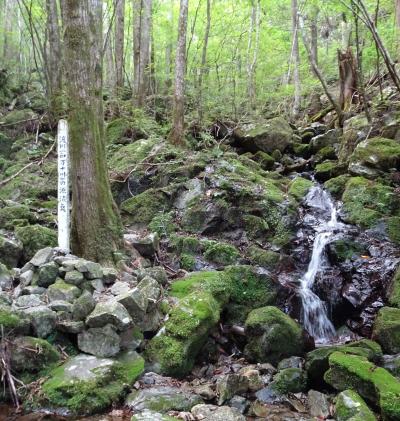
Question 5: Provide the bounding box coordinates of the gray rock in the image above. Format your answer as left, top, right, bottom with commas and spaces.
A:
308, 390, 330, 419
310, 129, 340, 153
125, 233, 159, 258
120, 271, 137, 284
174, 178, 204, 210
21, 305, 57, 338
194, 384, 216, 401
47, 280, 81, 302
277, 356, 304, 370
72, 290, 95, 321
86, 300, 132, 330
110, 281, 131, 296
30, 247, 54, 266
21, 286, 46, 295
0, 263, 12, 290
37, 262, 59, 287
216, 374, 249, 405
131, 410, 175, 421
137, 308, 163, 332
126, 385, 203, 412
77, 324, 120, 357
137, 276, 161, 309
49, 300, 73, 312
57, 320, 85, 334
0, 236, 22, 268
191, 404, 246, 421
90, 278, 105, 292
102, 267, 118, 284
382, 353, 400, 378
14, 294, 44, 308
83, 261, 103, 280
64, 270, 84, 285
228, 395, 249, 414
137, 267, 168, 285
19, 269, 34, 286
120, 327, 143, 350
116, 288, 148, 321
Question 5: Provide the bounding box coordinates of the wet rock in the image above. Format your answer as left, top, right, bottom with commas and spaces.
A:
244, 306, 305, 365
86, 300, 133, 330
191, 404, 246, 421
335, 389, 376, 421
37, 262, 59, 287
308, 390, 330, 419
325, 351, 400, 421
372, 307, 400, 354
21, 305, 57, 338
72, 290, 95, 321
382, 354, 400, 377
216, 373, 249, 405
126, 385, 203, 412
78, 324, 121, 357
47, 280, 81, 302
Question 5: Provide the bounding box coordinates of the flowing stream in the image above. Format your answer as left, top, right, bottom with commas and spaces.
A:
299, 185, 346, 343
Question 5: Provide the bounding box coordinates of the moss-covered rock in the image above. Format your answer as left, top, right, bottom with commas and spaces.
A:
10, 336, 60, 373
325, 351, 400, 421
315, 161, 347, 182
244, 306, 305, 365
247, 245, 280, 269
372, 307, 400, 354
292, 142, 311, 158
271, 368, 307, 394
288, 177, 313, 201
324, 174, 351, 198
0, 305, 29, 336
39, 352, 144, 415
315, 145, 337, 162
327, 239, 366, 263
342, 177, 399, 228
121, 188, 171, 225
388, 268, 400, 308
243, 215, 269, 239
0, 204, 34, 230
147, 291, 221, 377
15, 224, 57, 261
335, 390, 377, 421
0, 132, 13, 159
203, 241, 240, 266
0, 235, 23, 268
1, 108, 36, 126
253, 151, 275, 170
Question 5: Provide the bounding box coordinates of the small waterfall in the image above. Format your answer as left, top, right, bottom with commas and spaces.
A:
299, 186, 346, 343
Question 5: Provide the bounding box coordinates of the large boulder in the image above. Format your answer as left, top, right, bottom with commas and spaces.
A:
310, 129, 341, 153
0, 235, 22, 268
388, 268, 400, 308
40, 352, 144, 415
77, 324, 120, 357
0, 263, 12, 290
372, 307, 400, 354
338, 114, 370, 163
335, 390, 376, 421
244, 306, 305, 365
15, 225, 57, 261
325, 352, 400, 421
349, 137, 400, 178
233, 118, 294, 154
20, 305, 57, 338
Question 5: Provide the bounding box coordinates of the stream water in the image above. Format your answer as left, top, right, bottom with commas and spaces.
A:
298, 185, 346, 343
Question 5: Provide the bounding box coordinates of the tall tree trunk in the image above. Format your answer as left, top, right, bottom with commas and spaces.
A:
115, 0, 125, 91
3, 0, 13, 64
292, 0, 301, 118
310, 7, 319, 74
169, 0, 189, 145
133, 0, 152, 107
62, 0, 122, 264
198, 0, 211, 122
46, 0, 62, 121
247, 0, 261, 110
164, 2, 174, 92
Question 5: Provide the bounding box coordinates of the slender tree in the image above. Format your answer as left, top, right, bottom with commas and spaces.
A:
291, 0, 301, 117
62, 0, 122, 264
169, 0, 189, 145
247, 0, 261, 109
198, 0, 211, 122
115, 0, 125, 91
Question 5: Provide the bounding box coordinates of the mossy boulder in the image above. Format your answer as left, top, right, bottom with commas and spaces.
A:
1, 108, 36, 126
324, 174, 351, 198
121, 189, 171, 225
386, 216, 400, 244
327, 239, 366, 264
271, 368, 307, 394
147, 291, 221, 377
0, 236, 22, 269
234, 117, 294, 154
203, 241, 240, 266
244, 306, 305, 365
325, 351, 400, 421
0, 132, 13, 159
15, 224, 57, 261
0, 305, 30, 336
372, 307, 400, 354
315, 161, 347, 182
335, 390, 377, 421
342, 177, 399, 228
288, 177, 313, 201
247, 246, 280, 269
253, 151, 275, 170
39, 351, 144, 415
306, 339, 383, 387
0, 262, 12, 289
243, 215, 269, 239
10, 337, 60, 373
349, 137, 400, 178
388, 268, 400, 308
315, 145, 337, 162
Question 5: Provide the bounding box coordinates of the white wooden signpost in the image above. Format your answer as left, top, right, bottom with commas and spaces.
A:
57, 119, 70, 252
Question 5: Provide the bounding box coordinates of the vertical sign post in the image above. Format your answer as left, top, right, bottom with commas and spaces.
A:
57, 119, 70, 252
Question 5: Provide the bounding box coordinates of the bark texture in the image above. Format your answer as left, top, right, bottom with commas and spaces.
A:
291, 0, 301, 117
62, 0, 122, 264
169, 0, 189, 145
198, 0, 211, 121
115, 0, 125, 90
338, 48, 358, 111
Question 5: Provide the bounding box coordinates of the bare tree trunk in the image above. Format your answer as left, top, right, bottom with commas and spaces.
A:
115, 0, 125, 91
310, 7, 319, 74
3, 0, 13, 64
169, 0, 189, 145
292, 0, 301, 118
164, 1, 174, 92
198, 0, 211, 122
133, 0, 141, 98
338, 48, 358, 111
62, 0, 122, 264
247, 0, 261, 109
396, 0, 400, 56
46, 0, 62, 120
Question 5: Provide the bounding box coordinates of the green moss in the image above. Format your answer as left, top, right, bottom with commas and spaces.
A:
148, 212, 176, 237
121, 189, 171, 225
243, 215, 269, 239
292, 142, 311, 158
203, 241, 240, 265
388, 268, 400, 308
0, 306, 26, 334
315, 145, 337, 162
106, 117, 134, 144
372, 307, 400, 354
329, 239, 366, 262
386, 217, 400, 244
324, 175, 352, 198
247, 245, 280, 269
342, 177, 399, 228
288, 177, 313, 201
335, 390, 377, 421
271, 368, 307, 394
315, 161, 346, 182
15, 224, 57, 260
254, 151, 275, 170
325, 352, 400, 421
0, 204, 34, 230
180, 254, 196, 271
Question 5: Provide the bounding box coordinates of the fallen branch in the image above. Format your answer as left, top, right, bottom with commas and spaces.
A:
0, 116, 40, 127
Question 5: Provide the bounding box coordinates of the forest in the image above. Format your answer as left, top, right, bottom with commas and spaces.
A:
2, 0, 400, 420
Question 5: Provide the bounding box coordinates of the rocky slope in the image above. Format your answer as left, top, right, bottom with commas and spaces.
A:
1, 88, 400, 420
